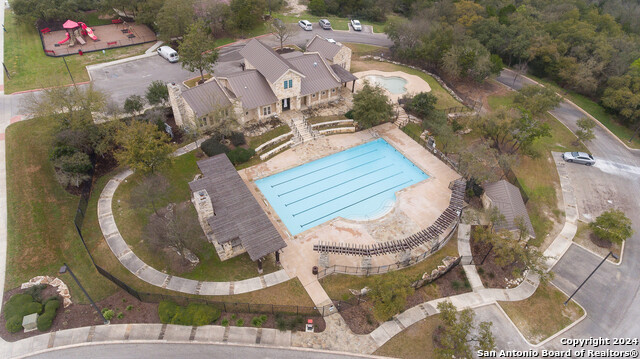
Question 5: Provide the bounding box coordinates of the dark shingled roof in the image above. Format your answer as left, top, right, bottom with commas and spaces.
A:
238, 39, 303, 83
330, 64, 358, 83
306, 35, 342, 61
484, 180, 536, 238
221, 70, 278, 110
181, 80, 231, 118
189, 155, 286, 261
287, 53, 341, 96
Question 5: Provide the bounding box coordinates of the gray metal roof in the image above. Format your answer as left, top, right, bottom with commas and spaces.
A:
181, 80, 231, 118
189, 155, 287, 261
306, 35, 342, 61
330, 64, 358, 83
238, 39, 303, 84
221, 70, 278, 110
288, 53, 341, 96
484, 180, 536, 238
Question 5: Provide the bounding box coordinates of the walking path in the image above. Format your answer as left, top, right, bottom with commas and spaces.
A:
98, 168, 291, 295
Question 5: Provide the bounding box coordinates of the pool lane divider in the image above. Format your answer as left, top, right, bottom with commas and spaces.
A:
299, 179, 413, 228
270, 148, 379, 188
283, 163, 395, 206
293, 172, 405, 217
278, 157, 385, 197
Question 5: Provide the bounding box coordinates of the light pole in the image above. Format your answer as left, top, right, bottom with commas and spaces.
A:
59, 263, 109, 324
564, 251, 618, 306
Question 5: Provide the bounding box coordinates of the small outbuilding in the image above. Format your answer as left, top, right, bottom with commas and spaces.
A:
481, 180, 535, 239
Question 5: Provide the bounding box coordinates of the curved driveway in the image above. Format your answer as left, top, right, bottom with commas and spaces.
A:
497, 69, 640, 347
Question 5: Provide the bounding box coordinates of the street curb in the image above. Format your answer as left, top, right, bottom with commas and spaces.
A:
10, 82, 91, 95
570, 240, 624, 267
12, 339, 388, 359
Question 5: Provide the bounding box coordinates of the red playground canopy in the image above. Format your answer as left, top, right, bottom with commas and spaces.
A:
62, 20, 79, 29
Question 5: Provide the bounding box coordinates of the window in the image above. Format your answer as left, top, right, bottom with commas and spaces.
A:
263, 106, 271, 116
322, 91, 326, 95
312, 94, 316, 98
332, 88, 336, 93
288, 79, 292, 88
284, 80, 288, 89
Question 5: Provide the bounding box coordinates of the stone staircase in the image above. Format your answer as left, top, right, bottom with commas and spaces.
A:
394, 105, 410, 127
290, 117, 318, 144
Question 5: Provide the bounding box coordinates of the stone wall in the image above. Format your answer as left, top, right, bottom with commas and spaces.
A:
269, 70, 303, 112
333, 46, 352, 71
168, 83, 196, 128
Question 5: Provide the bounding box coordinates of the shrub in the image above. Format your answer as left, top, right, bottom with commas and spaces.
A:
102, 308, 115, 321
117, 312, 124, 319
251, 315, 268, 327
37, 299, 60, 332
344, 110, 354, 119
200, 138, 229, 157
276, 317, 286, 331
236, 319, 244, 327
3, 294, 43, 333
221, 319, 229, 327
231, 314, 237, 320
126, 305, 133, 311
158, 301, 221, 326
230, 132, 246, 146
23, 285, 47, 302
226, 147, 255, 165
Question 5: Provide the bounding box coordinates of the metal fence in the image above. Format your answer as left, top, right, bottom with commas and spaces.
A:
316, 220, 459, 279
401, 126, 460, 171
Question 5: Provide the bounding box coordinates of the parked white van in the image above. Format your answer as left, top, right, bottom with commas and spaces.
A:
157, 46, 179, 63
298, 20, 313, 31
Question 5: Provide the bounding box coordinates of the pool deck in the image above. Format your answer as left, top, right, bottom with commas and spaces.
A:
352, 70, 432, 102
239, 123, 460, 307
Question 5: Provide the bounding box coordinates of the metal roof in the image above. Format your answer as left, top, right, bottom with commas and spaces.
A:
189, 155, 287, 261
238, 39, 303, 84
330, 64, 358, 83
288, 53, 341, 96
181, 80, 232, 118
306, 35, 342, 61
221, 70, 278, 110
484, 180, 536, 238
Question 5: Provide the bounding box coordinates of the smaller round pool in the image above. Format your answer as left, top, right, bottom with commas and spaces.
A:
364, 75, 408, 94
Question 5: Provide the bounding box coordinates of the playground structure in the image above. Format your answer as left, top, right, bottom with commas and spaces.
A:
40, 18, 157, 57
57, 20, 98, 47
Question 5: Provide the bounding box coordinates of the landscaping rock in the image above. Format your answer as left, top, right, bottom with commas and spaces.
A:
21, 276, 72, 308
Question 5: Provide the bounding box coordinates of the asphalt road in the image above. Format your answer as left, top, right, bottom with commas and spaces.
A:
26, 343, 382, 359
497, 69, 640, 348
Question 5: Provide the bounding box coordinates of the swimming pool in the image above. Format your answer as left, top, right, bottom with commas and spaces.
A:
364, 75, 408, 94
255, 139, 429, 236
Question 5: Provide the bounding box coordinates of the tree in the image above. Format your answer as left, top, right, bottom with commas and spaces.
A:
116, 120, 176, 174
434, 301, 496, 359
229, 0, 266, 33
179, 21, 220, 83
368, 272, 413, 322
156, 0, 195, 42
198, 104, 240, 139
458, 142, 500, 184
124, 95, 145, 116
146, 81, 169, 106
307, 0, 326, 16
575, 118, 596, 143
352, 81, 394, 129
131, 174, 170, 215
11, 0, 79, 24
589, 209, 634, 245
145, 203, 205, 260
271, 18, 298, 50
405, 92, 437, 118
513, 85, 561, 117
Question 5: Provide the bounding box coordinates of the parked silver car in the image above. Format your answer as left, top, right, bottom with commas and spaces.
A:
319, 19, 332, 30
562, 151, 596, 166
350, 19, 362, 31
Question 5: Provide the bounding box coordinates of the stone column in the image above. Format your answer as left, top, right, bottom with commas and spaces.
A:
361, 256, 372, 275
398, 249, 412, 267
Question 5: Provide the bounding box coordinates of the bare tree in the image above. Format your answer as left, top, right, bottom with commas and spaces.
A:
271, 18, 299, 50
145, 203, 205, 260
131, 174, 170, 215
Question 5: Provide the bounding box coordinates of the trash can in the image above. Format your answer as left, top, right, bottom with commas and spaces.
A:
312, 266, 318, 275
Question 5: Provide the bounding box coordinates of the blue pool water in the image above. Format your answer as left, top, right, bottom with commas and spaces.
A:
364, 75, 408, 94
255, 139, 429, 236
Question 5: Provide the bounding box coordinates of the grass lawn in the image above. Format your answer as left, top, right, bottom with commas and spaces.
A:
373, 315, 441, 359
350, 59, 464, 110
5, 117, 118, 303
3, 10, 151, 94
112, 152, 278, 281
247, 124, 292, 149
306, 115, 348, 125
524, 73, 640, 149
499, 283, 584, 344
320, 238, 459, 300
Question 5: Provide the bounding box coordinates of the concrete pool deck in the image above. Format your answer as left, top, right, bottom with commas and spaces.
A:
239, 123, 460, 307
352, 70, 432, 102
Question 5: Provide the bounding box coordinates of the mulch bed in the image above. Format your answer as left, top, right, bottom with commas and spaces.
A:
1, 287, 325, 342
470, 226, 525, 288
339, 265, 473, 335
